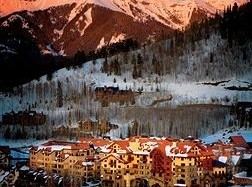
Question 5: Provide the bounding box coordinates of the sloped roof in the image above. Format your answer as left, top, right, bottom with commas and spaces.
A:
213, 160, 227, 167
165, 141, 197, 157
107, 140, 131, 153
218, 156, 228, 164
99, 153, 129, 164
231, 155, 241, 165
71, 143, 90, 150
229, 136, 249, 148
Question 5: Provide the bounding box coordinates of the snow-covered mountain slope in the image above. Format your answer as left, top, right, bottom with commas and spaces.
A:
206, 0, 248, 11
0, 0, 249, 56
0, 0, 122, 16
0, 0, 248, 29
0, 3, 173, 55
0, 56, 251, 139
1, 32, 252, 138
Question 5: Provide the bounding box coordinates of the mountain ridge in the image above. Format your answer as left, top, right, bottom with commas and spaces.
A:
0, 0, 251, 89
1, 0, 248, 29
0, 1, 252, 139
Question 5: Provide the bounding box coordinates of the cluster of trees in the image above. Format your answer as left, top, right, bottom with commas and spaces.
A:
173, 1, 252, 52
4, 126, 27, 140
220, 2, 252, 47
2, 1, 252, 91
132, 53, 143, 79
124, 105, 232, 138
101, 57, 121, 76
68, 38, 139, 70
0, 29, 138, 91
91, 38, 139, 59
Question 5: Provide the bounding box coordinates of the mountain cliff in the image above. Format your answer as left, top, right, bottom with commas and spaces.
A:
0, 0, 248, 55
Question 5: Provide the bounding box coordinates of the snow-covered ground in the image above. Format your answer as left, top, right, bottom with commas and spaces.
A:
201, 126, 252, 144
0, 139, 47, 148
0, 55, 251, 139
18, 58, 252, 105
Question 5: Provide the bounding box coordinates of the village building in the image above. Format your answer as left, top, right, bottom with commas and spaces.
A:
94, 86, 135, 106
99, 137, 158, 187
52, 117, 117, 139
233, 171, 252, 185
2, 110, 46, 126
29, 140, 99, 185
28, 135, 252, 187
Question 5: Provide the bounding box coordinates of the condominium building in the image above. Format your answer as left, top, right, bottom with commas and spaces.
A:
28, 137, 233, 187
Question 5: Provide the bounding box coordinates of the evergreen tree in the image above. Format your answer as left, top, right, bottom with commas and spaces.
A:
132, 64, 138, 79
4, 126, 11, 140
57, 81, 63, 108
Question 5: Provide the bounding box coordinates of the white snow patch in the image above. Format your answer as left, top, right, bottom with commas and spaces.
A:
97, 37, 106, 49
37, 145, 72, 151
79, 7, 92, 36
0, 171, 9, 183
201, 126, 252, 144
82, 161, 93, 166
165, 144, 189, 157
231, 155, 240, 165
42, 44, 59, 56
243, 154, 252, 159
218, 156, 228, 163
110, 33, 126, 44
20, 165, 30, 171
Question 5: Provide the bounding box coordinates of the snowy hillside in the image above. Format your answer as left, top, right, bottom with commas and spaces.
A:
201, 126, 252, 144
0, 49, 251, 139
1, 3, 252, 140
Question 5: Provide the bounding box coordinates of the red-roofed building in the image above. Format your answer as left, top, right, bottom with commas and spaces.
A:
150, 142, 173, 186
29, 140, 97, 181
229, 136, 249, 149
99, 153, 131, 187
107, 140, 131, 154
28, 137, 231, 187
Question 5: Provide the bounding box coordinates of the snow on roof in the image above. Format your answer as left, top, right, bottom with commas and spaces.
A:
218, 156, 228, 164
235, 147, 247, 151
243, 154, 252, 159
58, 177, 63, 185
20, 165, 30, 171
174, 184, 187, 187
82, 161, 93, 166
234, 171, 252, 179
231, 155, 241, 165
133, 151, 150, 155
0, 171, 9, 183
117, 150, 127, 154
165, 144, 190, 157
38, 145, 71, 151
100, 147, 111, 153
